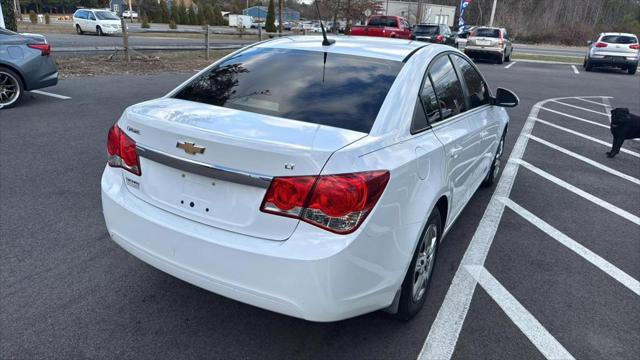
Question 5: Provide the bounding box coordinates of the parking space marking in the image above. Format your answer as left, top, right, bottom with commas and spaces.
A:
535, 118, 640, 158
526, 135, 640, 185
502, 198, 640, 296
550, 100, 610, 117
465, 265, 576, 360
420, 96, 614, 360
29, 90, 72, 100
505, 62, 517, 69
420, 97, 551, 360
577, 97, 612, 107
571, 65, 580, 74
514, 159, 640, 225
540, 108, 609, 129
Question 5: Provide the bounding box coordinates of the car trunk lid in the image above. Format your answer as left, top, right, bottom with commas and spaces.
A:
117, 98, 366, 241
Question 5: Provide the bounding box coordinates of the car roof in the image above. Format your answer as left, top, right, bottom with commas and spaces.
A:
601, 32, 637, 37
255, 36, 428, 62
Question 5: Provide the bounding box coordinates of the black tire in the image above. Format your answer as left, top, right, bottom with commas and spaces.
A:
97, 26, 104, 36
0, 67, 24, 109
482, 132, 506, 187
396, 208, 441, 321
629, 65, 637, 75
505, 49, 511, 62
497, 52, 504, 64
76, 24, 83, 35
585, 59, 593, 71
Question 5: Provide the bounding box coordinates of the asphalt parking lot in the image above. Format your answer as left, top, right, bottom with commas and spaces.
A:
1, 60, 639, 359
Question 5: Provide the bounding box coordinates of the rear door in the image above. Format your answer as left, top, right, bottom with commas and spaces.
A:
424, 54, 485, 218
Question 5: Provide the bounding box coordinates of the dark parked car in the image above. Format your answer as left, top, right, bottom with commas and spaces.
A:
412, 24, 457, 47
0, 28, 58, 109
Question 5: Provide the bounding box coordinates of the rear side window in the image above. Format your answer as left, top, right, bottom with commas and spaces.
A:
174, 48, 403, 133
473, 28, 501, 38
428, 56, 467, 122
368, 16, 398, 27
601, 35, 638, 44
414, 78, 441, 132
452, 55, 490, 109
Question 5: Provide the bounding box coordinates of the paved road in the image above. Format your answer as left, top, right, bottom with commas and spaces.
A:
1, 61, 638, 359
43, 32, 588, 58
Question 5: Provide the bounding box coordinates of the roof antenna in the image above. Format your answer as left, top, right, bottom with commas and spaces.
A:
315, 0, 335, 46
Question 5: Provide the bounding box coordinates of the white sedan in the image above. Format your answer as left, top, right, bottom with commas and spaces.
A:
101, 36, 517, 322
121, 10, 138, 19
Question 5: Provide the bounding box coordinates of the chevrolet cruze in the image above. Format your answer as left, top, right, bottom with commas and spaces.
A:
101, 36, 518, 321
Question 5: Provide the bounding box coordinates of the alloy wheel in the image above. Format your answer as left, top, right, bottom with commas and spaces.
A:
412, 223, 438, 302
0, 71, 20, 107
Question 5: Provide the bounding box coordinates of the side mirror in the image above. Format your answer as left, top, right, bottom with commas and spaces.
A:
492, 88, 519, 108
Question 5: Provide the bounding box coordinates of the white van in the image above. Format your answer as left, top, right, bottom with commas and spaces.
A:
73, 9, 122, 36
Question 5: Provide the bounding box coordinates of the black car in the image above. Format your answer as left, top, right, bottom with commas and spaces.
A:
412, 24, 457, 47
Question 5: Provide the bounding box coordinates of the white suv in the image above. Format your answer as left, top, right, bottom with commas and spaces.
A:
584, 32, 639, 75
73, 9, 122, 36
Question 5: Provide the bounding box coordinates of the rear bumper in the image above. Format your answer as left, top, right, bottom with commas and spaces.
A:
588, 55, 638, 68
464, 46, 504, 57
101, 166, 406, 321
22, 55, 58, 91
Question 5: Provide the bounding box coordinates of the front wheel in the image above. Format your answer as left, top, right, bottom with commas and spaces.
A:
482, 133, 505, 187
396, 208, 441, 321
76, 25, 83, 35
96, 26, 104, 36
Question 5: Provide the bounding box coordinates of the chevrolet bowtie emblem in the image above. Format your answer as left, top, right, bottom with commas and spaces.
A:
176, 141, 206, 155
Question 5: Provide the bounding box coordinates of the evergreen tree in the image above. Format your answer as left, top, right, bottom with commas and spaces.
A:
169, 0, 179, 24
188, 4, 197, 25
1, 0, 17, 32
177, 0, 188, 25
265, 0, 276, 32
211, 3, 224, 25
159, 1, 170, 23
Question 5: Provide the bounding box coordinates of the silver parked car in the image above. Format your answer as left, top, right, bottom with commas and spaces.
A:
584, 32, 639, 75
464, 26, 513, 64
0, 28, 58, 109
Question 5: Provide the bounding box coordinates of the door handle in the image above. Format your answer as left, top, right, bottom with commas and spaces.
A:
450, 146, 463, 159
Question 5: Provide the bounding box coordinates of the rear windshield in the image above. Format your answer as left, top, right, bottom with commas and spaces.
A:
473, 28, 501, 38
173, 48, 403, 133
368, 16, 399, 27
601, 35, 638, 44
414, 25, 439, 35
95, 11, 120, 20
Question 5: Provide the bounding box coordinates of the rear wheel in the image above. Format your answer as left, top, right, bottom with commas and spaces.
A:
482, 132, 505, 187
628, 65, 637, 75
396, 208, 441, 321
76, 24, 83, 35
505, 49, 511, 62
497, 52, 504, 64
0, 67, 24, 109
585, 58, 593, 71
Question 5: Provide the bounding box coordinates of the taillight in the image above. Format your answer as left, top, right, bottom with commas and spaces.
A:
595, 42, 608, 48
107, 125, 141, 176
630, 44, 640, 50
261, 171, 390, 234
27, 43, 51, 56
436, 35, 444, 43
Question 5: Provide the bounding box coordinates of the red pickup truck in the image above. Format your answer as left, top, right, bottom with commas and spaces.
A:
350, 15, 413, 39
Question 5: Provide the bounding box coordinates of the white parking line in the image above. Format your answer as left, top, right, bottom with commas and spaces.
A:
527, 134, 640, 185
515, 159, 640, 225
505, 61, 517, 69
465, 265, 576, 360
419, 97, 548, 360
30, 90, 71, 100
419, 97, 613, 360
502, 198, 640, 297
550, 100, 610, 116
540, 107, 609, 129
535, 118, 640, 158
571, 65, 580, 74
576, 97, 612, 108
